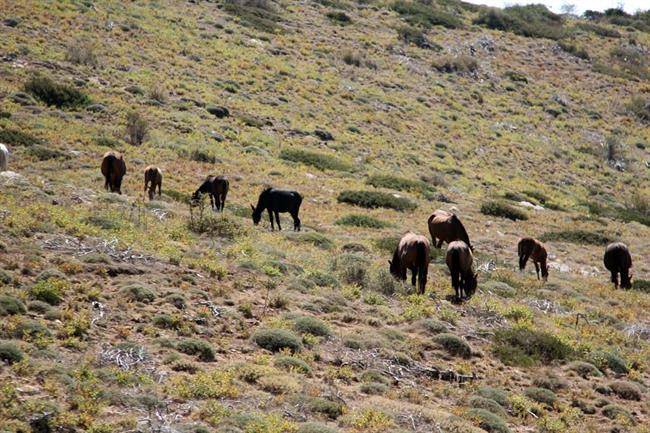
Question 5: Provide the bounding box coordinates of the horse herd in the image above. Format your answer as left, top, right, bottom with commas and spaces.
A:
99, 150, 635, 301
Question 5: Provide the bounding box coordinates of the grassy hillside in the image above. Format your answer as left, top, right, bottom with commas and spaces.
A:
0, 1, 649, 432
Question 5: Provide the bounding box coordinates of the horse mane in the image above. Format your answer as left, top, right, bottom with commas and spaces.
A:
451, 214, 472, 248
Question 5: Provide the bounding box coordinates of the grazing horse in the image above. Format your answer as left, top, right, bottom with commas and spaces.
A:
428, 210, 473, 251
0, 143, 8, 171
518, 237, 549, 281
143, 166, 162, 200
603, 242, 633, 289
101, 151, 127, 194
389, 232, 430, 294
192, 175, 229, 211
446, 240, 477, 301
251, 187, 302, 231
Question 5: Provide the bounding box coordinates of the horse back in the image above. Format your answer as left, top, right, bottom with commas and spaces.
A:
398, 233, 430, 268
446, 241, 472, 273
604, 242, 632, 271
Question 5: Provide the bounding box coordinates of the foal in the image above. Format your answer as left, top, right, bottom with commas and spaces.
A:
143, 166, 162, 200
517, 237, 549, 281
389, 232, 430, 294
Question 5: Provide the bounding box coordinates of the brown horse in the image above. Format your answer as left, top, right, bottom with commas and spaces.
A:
389, 232, 430, 294
446, 240, 477, 301
101, 151, 127, 194
192, 175, 229, 211
603, 242, 632, 289
518, 237, 549, 281
428, 210, 473, 251
143, 166, 162, 200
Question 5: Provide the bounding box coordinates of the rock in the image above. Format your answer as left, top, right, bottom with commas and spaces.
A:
30, 413, 53, 433
305, 173, 317, 179
0, 171, 28, 187
86, 103, 106, 113
207, 106, 229, 118
209, 131, 225, 142
518, 201, 544, 210
313, 129, 334, 141
3, 18, 19, 27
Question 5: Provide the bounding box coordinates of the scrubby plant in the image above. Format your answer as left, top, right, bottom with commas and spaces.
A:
626, 96, 649, 122
474, 4, 565, 40
539, 230, 612, 245
166, 293, 186, 309
433, 333, 472, 358
275, 356, 311, 374
360, 382, 388, 395
391, 0, 462, 29
125, 111, 148, 145
11, 319, 51, 339
176, 338, 215, 361
477, 387, 510, 407
481, 200, 528, 221
468, 396, 508, 418
152, 314, 182, 330
326, 11, 351, 25
0, 128, 43, 146
493, 327, 574, 366
331, 253, 369, 287
524, 387, 558, 407
27, 300, 52, 314
396, 25, 439, 49
366, 174, 433, 194
465, 408, 510, 433
223, 0, 283, 33
0, 341, 24, 364
29, 278, 66, 305
0, 295, 26, 316
307, 397, 345, 419
335, 214, 390, 229
557, 41, 589, 60
120, 284, 156, 303
290, 232, 334, 250
632, 279, 650, 293
253, 328, 302, 352
297, 422, 338, 433
421, 319, 447, 334
65, 40, 99, 67
576, 22, 620, 38
24, 74, 90, 108
337, 190, 416, 211
533, 374, 567, 391
280, 148, 353, 172
293, 316, 331, 337
368, 268, 400, 296
601, 404, 634, 423
169, 370, 239, 399
609, 381, 642, 401
433, 55, 478, 74
567, 361, 602, 378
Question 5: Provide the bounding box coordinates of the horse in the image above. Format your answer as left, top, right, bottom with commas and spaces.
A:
251, 187, 302, 231
143, 166, 162, 200
603, 242, 633, 289
101, 151, 127, 194
389, 232, 430, 294
428, 210, 473, 251
192, 175, 229, 211
446, 240, 477, 301
518, 237, 549, 281
0, 143, 8, 171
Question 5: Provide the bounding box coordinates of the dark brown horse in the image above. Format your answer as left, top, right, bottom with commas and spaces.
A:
192, 175, 229, 211
143, 166, 162, 200
518, 237, 549, 281
604, 242, 632, 289
251, 187, 302, 231
101, 151, 127, 194
446, 240, 477, 301
428, 210, 473, 251
389, 232, 430, 294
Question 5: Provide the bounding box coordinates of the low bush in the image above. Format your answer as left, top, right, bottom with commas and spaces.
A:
373, 235, 401, 252
626, 96, 649, 123
468, 396, 508, 418
223, 0, 283, 33
558, 41, 589, 60
433, 333, 472, 358
336, 214, 390, 229
120, 284, 156, 303
12, 319, 51, 339
465, 408, 510, 433
609, 380, 642, 401
176, 338, 215, 361
65, 40, 99, 67
0, 295, 26, 316
588, 350, 628, 374
539, 230, 612, 245
493, 327, 574, 366
188, 213, 245, 239
0, 341, 24, 364
293, 316, 331, 337
480, 200, 528, 221
307, 397, 344, 419
280, 148, 353, 172
326, 11, 351, 25
253, 328, 302, 352
391, 0, 462, 29
289, 232, 334, 250
396, 25, 440, 49
360, 382, 388, 395
523, 387, 558, 407
433, 55, 478, 74
24, 75, 90, 109
533, 374, 567, 391
421, 319, 447, 334
166, 293, 186, 310
368, 268, 400, 296
338, 190, 416, 211
576, 22, 620, 38
275, 356, 311, 374
477, 387, 510, 407
366, 174, 433, 194
152, 314, 182, 330
29, 278, 66, 305
601, 404, 634, 422
125, 111, 148, 146
297, 422, 338, 433
27, 300, 52, 314
170, 370, 238, 399
474, 4, 565, 40
0, 128, 42, 146
568, 361, 602, 378
331, 253, 369, 287
632, 279, 650, 293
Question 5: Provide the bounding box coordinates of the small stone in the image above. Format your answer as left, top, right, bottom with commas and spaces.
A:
209, 131, 225, 142
3, 18, 19, 27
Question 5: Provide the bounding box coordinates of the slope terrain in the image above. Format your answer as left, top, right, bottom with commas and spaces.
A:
0, 1, 649, 433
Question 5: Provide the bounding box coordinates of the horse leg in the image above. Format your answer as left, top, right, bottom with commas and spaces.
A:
611, 271, 619, 289
534, 262, 540, 280
436, 239, 444, 249
268, 209, 274, 231
451, 271, 460, 301
158, 182, 161, 197
418, 265, 427, 295
220, 193, 226, 212
291, 210, 300, 231
275, 211, 282, 231
519, 253, 530, 271
411, 266, 417, 287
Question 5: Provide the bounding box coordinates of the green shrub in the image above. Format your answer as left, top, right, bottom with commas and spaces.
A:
188, 214, 245, 239
373, 235, 401, 252
289, 232, 334, 250
493, 327, 574, 366
481, 201, 528, 221
0, 295, 26, 316
474, 4, 565, 40
369, 268, 399, 296
24, 75, 90, 109
568, 361, 602, 378
609, 381, 642, 401
275, 356, 311, 374
558, 41, 589, 60
27, 300, 52, 314
166, 293, 187, 309
338, 190, 417, 211
482, 281, 516, 298
326, 11, 351, 24
293, 316, 331, 337
253, 328, 301, 353
468, 396, 507, 418
153, 314, 181, 330
176, 339, 215, 361
0, 128, 42, 146
26, 145, 67, 161
433, 333, 472, 358
477, 387, 510, 407
626, 96, 649, 123
366, 174, 433, 194
120, 284, 156, 303
223, 0, 283, 33
360, 382, 388, 395
601, 404, 634, 422
391, 0, 462, 29
523, 387, 558, 407
0, 341, 24, 364
396, 25, 440, 49
465, 408, 510, 433
307, 397, 344, 419
12, 319, 51, 339
539, 230, 612, 245
421, 319, 447, 334
588, 350, 628, 374
297, 422, 338, 433
336, 214, 390, 229
331, 253, 369, 287
576, 22, 620, 38
29, 278, 66, 305
280, 149, 353, 172
632, 279, 650, 293
433, 55, 478, 74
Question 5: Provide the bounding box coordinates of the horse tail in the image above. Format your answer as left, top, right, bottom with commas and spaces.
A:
449, 245, 461, 274
103, 154, 115, 190
416, 241, 428, 294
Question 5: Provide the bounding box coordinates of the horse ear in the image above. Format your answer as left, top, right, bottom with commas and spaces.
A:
250, 204, 255, 211
388, 260, 392, 266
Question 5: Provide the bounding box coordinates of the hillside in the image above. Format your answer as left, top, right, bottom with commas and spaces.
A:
0, 1, 649, 432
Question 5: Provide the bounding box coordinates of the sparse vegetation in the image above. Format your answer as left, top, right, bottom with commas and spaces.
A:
539, 230, 612, 245
474, 4, 565, 40
335, 214, 390, 229
337, 190, 417, 211
120, 284, 156, 303
176, 338, 215, 362
253, 328, 302, 352
433, 55, 478, 74
481, 200, 528, 221
392, 0, 463, 29
125, 111, 148, 146
493, 327, 574, 366
293, 316, 331, 337
24, 74, 90, 108
280, 149, 353, 172
433, 333, 472, 358
29, 278, 66, 305
0, 341, 24, 364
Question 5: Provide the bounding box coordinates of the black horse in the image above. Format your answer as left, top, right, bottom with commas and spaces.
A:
192, 175, 229, 211
251, 187, 302, 231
